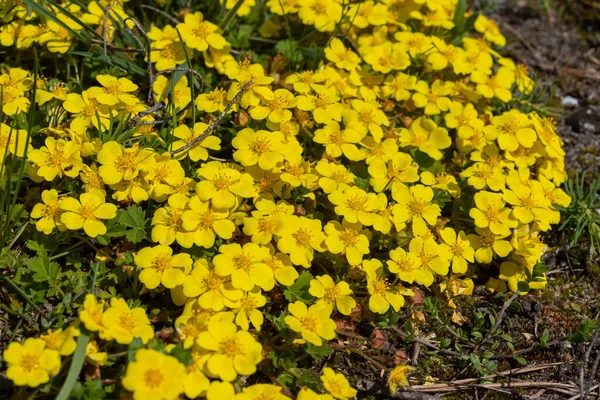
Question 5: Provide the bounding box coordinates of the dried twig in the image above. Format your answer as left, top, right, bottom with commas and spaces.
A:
140, 4, 180, 25
128, 102, 166, 127
124, 17, 153, 103
390, 325, 462, 357
581, 325, 600, 400
169, 80, 252, 155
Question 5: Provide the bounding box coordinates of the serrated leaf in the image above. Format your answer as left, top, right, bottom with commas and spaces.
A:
306, 343, 332, 360
119, 205, 149, 244
28, 256, 59, 282
283, 270, 313, 304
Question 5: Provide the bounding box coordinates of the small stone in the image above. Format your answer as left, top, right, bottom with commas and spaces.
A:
561, 96, 579, 108
370, 329, 387, 348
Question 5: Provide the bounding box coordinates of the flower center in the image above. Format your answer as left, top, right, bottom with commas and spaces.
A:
152, 253, 171, 271
219, 335, 243, 357
233, 254, 253, 271
116, 151, 138, 173
144, 368, 165, 388
345, 195, 368, 211
372, 277, 389, 294
193, 21, 213, 38
119, 312, 137, 331
79, 203, 97, 219
292, 228, 312, 247
250, 138, 271, 155
340, 229, 359, 246
203, 272, 223, 290
258, 216, 276, 233
20, 353, 40, 372
408, 200, 426, 215
299, 315, 319, 332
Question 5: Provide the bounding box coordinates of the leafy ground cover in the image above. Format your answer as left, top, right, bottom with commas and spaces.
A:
0, 0, 599, 399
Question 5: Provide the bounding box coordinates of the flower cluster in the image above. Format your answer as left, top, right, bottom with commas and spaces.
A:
0, 0, 569, 397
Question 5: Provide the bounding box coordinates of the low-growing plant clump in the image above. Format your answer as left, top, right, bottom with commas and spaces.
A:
0, 0, 575, 398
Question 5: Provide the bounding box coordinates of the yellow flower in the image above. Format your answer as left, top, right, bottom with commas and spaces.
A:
87, 74, 138, 106
59, 192, 117, 238
277, 216, 326, 267
471, 67, 514, 102
264, 244, 300, 286
412, 80, 453, 116
0, 123, 29, 159
285, 301, 336, 346
250, 88, 297, 124
27, 137, 82, 181
314, 121, 364, 160
172, 122, 221, 162
363, 259, 411, 313
382, 72, 417, 101
438, 228, 475, 274
239, 384, 289, 400
196, 161, 256, 209
316, 161, 356, 194
213, 242, 273, 291
321, 367, 357, 400
388, 363, 415, 392
469, 191, 517, 236
296, 86, 342, 124
242, 198, 290, 245
1, 86, 30, 115
197, 321, 262, 381
122, 349, 186, 400
399, 117, 451, 160
177, 12, 227, 51
31, 189, 65, 234
232, 128, 285, 170
467, 228, 513, 264
183, 259, 244, 311
196, 87, 229, 113
325, 38, 361, 71
152, 201, 193, 248
309, 274, 356, 315
4, 338, 61, 387
181, 195, 236, 248
328, 187, 385, 226
298, 388, 334, 400
135, 245, 193, 289
324, 220, 370, 266
387, 247, 427, 285
343, 99, 389, 142
364, 42, 410, 74
230, 289, 267, 331
392, 184, 441, 229
368, 152, 419, 193
474, 15, 506, 46
408, 237, 450, 282
298, 0, 342, 32
444, 102, 484, 138
101, 298, 154, 344
153, 75, 192, 110
427, 37, 470, 74
63, 91, 111, 131
503, 182, 552, 229
80, 294, 105, 332
40, 325, 79, 356
97, 141, 155, 185
85, 340, 107, 366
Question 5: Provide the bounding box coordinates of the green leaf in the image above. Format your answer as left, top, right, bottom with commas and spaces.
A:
306, 343, 332, 360
26, 240, 48, 257
283, 271, 313, 304
119, 205, 149, 244
514, 355, 527, 366
453, 0, 467, 34
540, 328, 550, 349
276, 40, 304, 65
128, 338, 144, 362
55, 329, 90, 400
517, 281, 530, 293
28, 256, 59, 282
